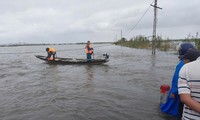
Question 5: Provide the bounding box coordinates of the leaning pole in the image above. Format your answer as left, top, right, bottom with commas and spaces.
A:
151, 0, 162, 55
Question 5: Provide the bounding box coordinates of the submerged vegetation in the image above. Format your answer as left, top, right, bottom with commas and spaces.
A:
114, 35, 171, 51
193, 38, 200, 50
114, 35, 200, 51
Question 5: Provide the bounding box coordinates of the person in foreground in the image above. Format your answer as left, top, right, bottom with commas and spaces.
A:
46, 47, 56, 61
85, 41, 94, 62
178, 49, 200, 120
160, 43, 195, 119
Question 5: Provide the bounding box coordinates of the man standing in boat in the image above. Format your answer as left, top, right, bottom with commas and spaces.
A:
46, 47, 56, 61
85, 41, 94, 62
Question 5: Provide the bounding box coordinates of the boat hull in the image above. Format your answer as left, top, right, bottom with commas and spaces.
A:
35, 55, 109, 65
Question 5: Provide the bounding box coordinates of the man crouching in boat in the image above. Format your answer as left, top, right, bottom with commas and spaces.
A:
46, 47, 56, 61
85, 41, 94, 62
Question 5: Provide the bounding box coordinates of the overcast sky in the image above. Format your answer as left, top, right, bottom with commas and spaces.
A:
0, 0, 199, 44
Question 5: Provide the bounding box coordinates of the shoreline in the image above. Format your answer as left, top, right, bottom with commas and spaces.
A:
0, 42, 113, 47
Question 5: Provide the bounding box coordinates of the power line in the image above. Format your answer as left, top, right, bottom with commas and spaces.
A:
124, 1, 154, 37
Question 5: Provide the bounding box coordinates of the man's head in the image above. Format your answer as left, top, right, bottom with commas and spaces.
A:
178, 43, 195, 59
46, 48, 49, 52
184, 49, 200, 63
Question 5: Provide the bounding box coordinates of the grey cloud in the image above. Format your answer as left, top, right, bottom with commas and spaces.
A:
0, 0, 200, 44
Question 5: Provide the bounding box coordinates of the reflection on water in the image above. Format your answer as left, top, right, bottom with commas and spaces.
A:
86, 65, 93, 81
151, 55, 156, 67
0, 44, 178, 120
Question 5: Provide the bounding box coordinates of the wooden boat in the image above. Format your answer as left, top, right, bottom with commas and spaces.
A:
35, 54, 109, 65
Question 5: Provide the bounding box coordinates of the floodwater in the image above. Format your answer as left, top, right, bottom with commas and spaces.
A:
0, 44, 178, 120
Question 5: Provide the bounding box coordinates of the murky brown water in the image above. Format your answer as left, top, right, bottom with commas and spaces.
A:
0, 44, 178, 120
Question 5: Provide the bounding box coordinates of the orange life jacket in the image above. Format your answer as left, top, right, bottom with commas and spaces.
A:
48, 48, 56, 53
85, 45, 93, 54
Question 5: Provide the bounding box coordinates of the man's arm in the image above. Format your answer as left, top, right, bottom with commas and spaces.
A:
180, 94, 200, 113
46, 52, 51, 59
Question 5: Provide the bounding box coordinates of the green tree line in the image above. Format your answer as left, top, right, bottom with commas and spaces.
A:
114, 35, 171, 51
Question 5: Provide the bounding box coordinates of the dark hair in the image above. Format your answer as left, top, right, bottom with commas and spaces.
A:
46, 48, 49, 51
184, 49, 200, 62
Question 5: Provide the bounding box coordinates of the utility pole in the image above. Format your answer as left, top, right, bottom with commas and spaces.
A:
196, 32, 199, 39
121, 29, 123, 39
151, 0, 162, 55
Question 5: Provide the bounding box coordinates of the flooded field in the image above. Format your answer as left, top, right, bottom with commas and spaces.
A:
0, 44, 178, 120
